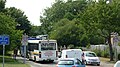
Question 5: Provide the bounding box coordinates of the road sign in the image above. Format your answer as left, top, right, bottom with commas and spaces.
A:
21, 34, 28, 45
0, 35, 9, 45
0, 35, 9, 67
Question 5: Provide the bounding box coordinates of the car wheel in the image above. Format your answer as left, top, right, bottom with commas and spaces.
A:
97, 64, 100, 66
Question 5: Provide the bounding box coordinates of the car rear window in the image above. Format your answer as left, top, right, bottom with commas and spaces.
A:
58, 60, 74, 65
86, 52, 97, 57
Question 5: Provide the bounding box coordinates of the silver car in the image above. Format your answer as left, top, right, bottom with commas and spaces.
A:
83, 51, 100, 66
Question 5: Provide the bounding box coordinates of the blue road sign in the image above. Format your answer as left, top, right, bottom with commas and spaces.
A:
0, 35, 9, 45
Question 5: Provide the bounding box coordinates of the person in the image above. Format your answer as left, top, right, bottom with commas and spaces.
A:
13, 47, 18, 60
82, 52, 85, 64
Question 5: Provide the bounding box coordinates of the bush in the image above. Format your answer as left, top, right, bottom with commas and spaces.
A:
92, 49, 102, 57
101, 48, 109, 58
92, 48, 109, 58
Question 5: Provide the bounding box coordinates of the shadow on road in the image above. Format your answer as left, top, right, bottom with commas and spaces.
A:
86, 64, 100, 66
34, 61, 57, 64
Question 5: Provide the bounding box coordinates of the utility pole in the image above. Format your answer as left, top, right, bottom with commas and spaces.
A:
21, 33, 28, 64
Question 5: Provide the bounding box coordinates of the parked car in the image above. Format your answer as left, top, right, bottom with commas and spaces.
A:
114, 61, 120, 67
56, 58, 85, 67
83, 51, 100, 66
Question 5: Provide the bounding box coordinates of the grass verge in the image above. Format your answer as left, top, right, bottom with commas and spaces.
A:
100, 57, 110, 62
0, 56, 30, 67
99, 57, 115, 63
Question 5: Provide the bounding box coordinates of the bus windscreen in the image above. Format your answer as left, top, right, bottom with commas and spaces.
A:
41, 43, 56, 50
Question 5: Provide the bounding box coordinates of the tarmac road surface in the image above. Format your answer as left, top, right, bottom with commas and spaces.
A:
16, 57, 114, 67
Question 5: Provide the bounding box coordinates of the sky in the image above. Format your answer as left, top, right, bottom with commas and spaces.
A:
5, 0, 55, 26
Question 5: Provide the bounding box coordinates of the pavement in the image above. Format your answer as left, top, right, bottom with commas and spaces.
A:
16, 56, 115, 67
15, 56, 32, 66
99, 57, 115, 64
99, 57, 115, 67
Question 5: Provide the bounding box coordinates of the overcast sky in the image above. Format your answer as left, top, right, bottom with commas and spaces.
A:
6, 0, 55, 26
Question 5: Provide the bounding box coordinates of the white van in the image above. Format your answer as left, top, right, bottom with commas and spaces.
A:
59, 49, 83, 61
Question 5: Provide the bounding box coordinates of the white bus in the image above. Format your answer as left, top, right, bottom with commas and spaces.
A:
27, 39, 58, 62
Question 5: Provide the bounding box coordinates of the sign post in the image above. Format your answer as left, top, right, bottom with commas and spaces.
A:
0, 35, 9, 67
3, 45, 5, 67
21, 34, 28, 64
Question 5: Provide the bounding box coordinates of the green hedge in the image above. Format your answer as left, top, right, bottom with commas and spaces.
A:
92, 48, 109, 58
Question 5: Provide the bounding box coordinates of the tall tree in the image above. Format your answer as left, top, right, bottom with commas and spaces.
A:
0, 13, 23, 54
3, 7, 32, 35
40, 0, 87, 34
0, 0, 30, 54
50, 18, 88, 47
80, 0, 120, 61
29, 26, 43, 36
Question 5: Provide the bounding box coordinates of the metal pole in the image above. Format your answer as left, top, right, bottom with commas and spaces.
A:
24, 45, 26, 64
3, 45, 5, 67
22, 33, 28, 64
24, 33, 27, 64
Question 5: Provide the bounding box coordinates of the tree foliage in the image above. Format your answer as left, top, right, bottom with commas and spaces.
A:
40, 0, 89, 47
0, 13, 23, 54
80, 0, 120, 61
29, 26, 43, 36
50, 18, 88, 47
0, 0, 5, 11
3, 7, 32, 35
40, 0, 120, 61
0, 0, 32, 54
40, 0, 87, 34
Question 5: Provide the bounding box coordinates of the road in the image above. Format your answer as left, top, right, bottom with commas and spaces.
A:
17, 57, 114, 67
26, 59, 114, 67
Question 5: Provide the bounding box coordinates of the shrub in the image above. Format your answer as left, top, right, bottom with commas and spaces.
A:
101, 47, 109, 58
92, 49, 102, 57
92, 47, 109, 58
